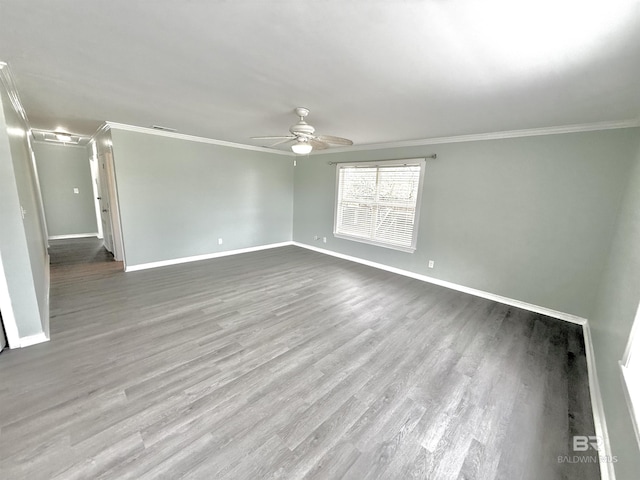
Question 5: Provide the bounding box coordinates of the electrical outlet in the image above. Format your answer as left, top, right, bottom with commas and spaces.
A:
314, 235, 320, 241
73, 187, 79, 194
294, 160, 297, 167
218, 238, 223, 245
323, 237, 327, 243
428, 260, 435, 268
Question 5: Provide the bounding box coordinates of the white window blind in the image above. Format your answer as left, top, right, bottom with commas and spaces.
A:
334, 159, 425, 252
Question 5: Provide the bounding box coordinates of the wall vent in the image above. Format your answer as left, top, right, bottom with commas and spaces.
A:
32, 130, 82, 145
151, 125, 177, 132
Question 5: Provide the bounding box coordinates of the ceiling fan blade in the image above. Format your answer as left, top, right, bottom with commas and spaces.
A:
251, 135, 296, 140
309, 138, 329, 150
269, 137, 296, 147
315, 135, 353, 146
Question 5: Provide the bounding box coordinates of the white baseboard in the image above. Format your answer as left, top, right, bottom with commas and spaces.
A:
20, 332, 50, 348
48, 233, 99, 240
292, 242, 587, 325
125, 241, 294, 272
582, 322, 615, 480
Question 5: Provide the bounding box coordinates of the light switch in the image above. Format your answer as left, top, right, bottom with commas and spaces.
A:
73, 188, 79, 194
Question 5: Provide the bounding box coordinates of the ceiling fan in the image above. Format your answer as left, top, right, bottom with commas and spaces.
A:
252, 107, 353, 154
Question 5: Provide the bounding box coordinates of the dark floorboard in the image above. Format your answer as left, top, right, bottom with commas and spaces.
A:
0, 238, 600, 479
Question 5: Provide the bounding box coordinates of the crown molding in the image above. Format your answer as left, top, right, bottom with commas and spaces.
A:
105, 121, 294, 156
91, 118, 640, 158
312, 118, 640, 155
89, 122, 111, 143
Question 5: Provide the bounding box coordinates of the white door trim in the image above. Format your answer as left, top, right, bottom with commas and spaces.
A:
582, 322, 616, 480
103, 148, 126, 264
0, 252, 21, 348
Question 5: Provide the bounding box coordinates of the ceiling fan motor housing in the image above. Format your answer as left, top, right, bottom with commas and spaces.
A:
290, 121, 315, 137
290, 106, 315, 138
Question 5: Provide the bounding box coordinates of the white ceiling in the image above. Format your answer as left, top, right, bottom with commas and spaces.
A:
0, 0, 639, 149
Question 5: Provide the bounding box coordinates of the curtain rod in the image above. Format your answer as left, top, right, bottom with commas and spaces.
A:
327, 154, 436, 165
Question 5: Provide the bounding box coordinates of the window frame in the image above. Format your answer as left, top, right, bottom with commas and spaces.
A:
333, 158, 426, 253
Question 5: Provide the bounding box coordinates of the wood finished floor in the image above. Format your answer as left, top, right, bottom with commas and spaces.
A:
0, 239, 600, 479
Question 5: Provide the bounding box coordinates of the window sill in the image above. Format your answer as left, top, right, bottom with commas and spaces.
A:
333, 232, 416, 253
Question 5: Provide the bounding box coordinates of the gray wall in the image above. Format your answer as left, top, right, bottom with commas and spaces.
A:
0, 78, 48, 339
589, 139, 640, 478
33, 142, 98, 237
109, 128, 294, 267
293, 128, 640, 318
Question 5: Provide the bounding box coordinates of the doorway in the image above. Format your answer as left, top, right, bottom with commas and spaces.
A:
89, 136, 125, 265
96, 152, 115, 254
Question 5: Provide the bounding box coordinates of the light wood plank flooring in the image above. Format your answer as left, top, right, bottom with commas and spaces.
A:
0, 239, 600, 479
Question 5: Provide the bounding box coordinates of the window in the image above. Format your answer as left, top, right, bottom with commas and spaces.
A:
334, 159, 426, 252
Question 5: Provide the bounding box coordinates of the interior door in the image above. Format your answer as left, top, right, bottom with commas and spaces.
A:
103, 150, 124, 262
97, 153, 114, 254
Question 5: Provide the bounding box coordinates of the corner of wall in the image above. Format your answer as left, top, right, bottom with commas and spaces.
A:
0, 61, 50, 348
586, 131, 640, 478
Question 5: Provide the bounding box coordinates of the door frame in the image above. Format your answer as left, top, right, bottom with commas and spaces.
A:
102, 148, 125, 263
90, 132, 126, 269
89, 149, 104, 240
97, 151, 114, 254
89, 130, 126, 267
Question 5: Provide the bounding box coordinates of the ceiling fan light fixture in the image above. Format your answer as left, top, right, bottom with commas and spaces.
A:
291, 141, 312, 155
252, 108, 352, 153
